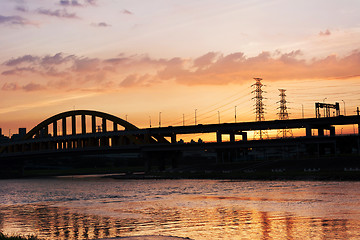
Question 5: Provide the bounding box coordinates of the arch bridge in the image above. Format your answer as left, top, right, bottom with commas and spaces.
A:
1, 110, 168, 155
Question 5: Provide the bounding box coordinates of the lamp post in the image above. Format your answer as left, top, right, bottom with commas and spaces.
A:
195, 109, 197, 125
159, 112, 161, 128
235, 106, 237, 123
323, 98, 327, 117
342, 100, 346, 116
301, 104, 304, 118
149, 116, 151, 128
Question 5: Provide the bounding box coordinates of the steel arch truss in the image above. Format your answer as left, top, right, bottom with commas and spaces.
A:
1, 110, 168, 155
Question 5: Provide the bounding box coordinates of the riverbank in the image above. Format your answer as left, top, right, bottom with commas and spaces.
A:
0, 232, 39, 240
97, 236, 192, 240
1, 156, 359, 181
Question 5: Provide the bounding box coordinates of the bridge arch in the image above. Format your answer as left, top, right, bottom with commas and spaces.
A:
24, 110, 139, 140
0, 110, 171, 155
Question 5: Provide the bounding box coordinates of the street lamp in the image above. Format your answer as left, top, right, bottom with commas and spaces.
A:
235, 106, 237, 123
301, 104, 304, 118
149, 116, 151, 128
342, 100, 346, 116
195, 109, 197, 125
159, 112, 161, 128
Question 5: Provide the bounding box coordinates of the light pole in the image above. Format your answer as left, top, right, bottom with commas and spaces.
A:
218, 111, 220, 124
235, 106, 237, 123
323, 98, 327, 117
301, 104, 304, 118
149, 116, 151, 128
159, 112, 161, 127
125, 115, 128, 121
195, 109, 197, 125
342, 100, 346, 116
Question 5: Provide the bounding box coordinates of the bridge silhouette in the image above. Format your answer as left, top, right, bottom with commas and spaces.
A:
1, 109, 360, 173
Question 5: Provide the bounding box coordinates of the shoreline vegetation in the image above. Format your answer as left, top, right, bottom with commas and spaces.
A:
0, 233, 39, 240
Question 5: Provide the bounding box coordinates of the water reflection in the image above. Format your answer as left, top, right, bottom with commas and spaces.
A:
0, 203, 359, 240
1, 179, 360, 240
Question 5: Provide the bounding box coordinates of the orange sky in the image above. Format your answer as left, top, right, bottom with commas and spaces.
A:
1, 0, 360, 138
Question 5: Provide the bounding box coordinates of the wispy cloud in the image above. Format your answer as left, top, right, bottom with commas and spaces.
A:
15, 6, 29, 12
1, 82, 45, 92
319, 29, 331, 36
59, 0, 97, 7
2, 50, 360, 91
91, 22, 111, 27
0, 15, 33, 26
4, 55, 39, 66
36, 8, 79, 19
2, 67, 39, 76
121, 9, 133, 15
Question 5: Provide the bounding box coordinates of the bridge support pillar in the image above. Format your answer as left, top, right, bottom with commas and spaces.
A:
92, 115, 96, 133
306, 127, 312, 137
171, 134, 176, 143
242, 132, 247, 141
100, 137, 109, 147
216, 131, 222, 143
318, 128, 324, 136
89, 138, 96, 147
62, 117, 67, 136
358, 124, 360, 135
72, 115, 76, 135
53, 121, 57, 137
230, 133, 235, 142
330, 126, 336, 136
81, 114, 86, 134
102, 118, 107, 132
111, 136, 119, 146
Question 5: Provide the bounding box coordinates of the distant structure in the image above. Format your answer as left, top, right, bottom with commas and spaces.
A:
277, 89, 293, 138
251, 78, 268, 139
315, 102, 340, 118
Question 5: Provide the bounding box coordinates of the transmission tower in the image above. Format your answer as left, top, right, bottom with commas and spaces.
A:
277, 89, 293, 138
251, 78, 268, 139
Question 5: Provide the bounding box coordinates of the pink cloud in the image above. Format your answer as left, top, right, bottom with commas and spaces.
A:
36, 8, 79, 19
0, 15, 33, 26
1, 50, 360, 91
319, 29, 331, 36
121, 9, 133, 15
91, 22, 111, 27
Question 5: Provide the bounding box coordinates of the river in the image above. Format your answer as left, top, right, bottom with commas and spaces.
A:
0, 177, 359, 240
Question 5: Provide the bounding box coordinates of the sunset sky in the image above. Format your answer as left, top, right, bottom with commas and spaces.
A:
1, 0, 360, 138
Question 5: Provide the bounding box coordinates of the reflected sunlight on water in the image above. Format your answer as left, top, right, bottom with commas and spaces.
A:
0, 179, 360, 240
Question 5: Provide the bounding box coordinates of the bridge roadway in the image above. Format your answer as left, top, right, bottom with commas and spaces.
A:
1, 114, 360, 157
144, 115, 360, 142
0, 111, 360, 169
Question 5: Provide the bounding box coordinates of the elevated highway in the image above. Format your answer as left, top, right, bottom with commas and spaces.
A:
1, 110, 360, 168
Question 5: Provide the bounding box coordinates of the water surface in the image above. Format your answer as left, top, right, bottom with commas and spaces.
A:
0, 178, 359, 239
